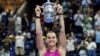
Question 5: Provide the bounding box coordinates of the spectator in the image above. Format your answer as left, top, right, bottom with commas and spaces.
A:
13, 8, 18, 15
95, 26, 100, 48
0, 46, 5, 56
94, 0, 100, 12
81, 0, 92, 14
0, 28, 7, 40
70, 0, 80, 14
83, 31, 88, 38
83, 13, 93, 32
86, 25, 95, 37
77, 37, 88, 56
15, 14, 22, 33
9, 34, 15, 56
74, 10, 84, 33
65, 9, 74, 34
3, 34, 15, 56
30, 17, 35, 33
1, 11, 9, 30
23, 28, 31, 56
94, 10, 100, 28
61, 0, 70, 14
67, 32, 77, 56
30, 17, 38, 56
87, 37, 97, 56
15, 31, 25, 56
7, 9, 13, 18
2, 35, 10, 56
22, 13, 29, 32
23, 28, 31, 40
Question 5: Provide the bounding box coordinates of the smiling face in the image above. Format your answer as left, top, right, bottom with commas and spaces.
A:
46, 32, 58, 47
77, 10, 81, 14
88, 37, 92, 42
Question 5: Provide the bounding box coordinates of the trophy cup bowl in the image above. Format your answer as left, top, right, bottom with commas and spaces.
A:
42, 0, 56, 23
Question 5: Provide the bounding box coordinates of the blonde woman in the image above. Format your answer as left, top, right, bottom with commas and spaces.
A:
35, 4, 66, 56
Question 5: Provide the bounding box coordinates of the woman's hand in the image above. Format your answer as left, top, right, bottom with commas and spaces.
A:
57, 4, 63, 13
35, 5, 41, 16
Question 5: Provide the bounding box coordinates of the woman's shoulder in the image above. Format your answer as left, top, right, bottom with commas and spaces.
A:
39, 48, 47, 56
58, 46, 66, 56
58, 46, 66, 51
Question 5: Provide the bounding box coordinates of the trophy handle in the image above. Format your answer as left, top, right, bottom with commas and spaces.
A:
40, 5, 44, 15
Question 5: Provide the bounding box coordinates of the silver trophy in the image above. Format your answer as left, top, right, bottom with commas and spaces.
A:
42, 0, 56, 23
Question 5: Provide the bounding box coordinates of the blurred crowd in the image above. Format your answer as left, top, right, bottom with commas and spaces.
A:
0, 0, 100, 56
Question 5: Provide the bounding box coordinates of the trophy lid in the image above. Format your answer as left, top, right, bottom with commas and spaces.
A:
43, 0, 54, 6
47, 0, 50, 2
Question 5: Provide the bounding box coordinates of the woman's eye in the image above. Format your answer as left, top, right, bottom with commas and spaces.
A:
47, 37, 50, 39
52, 37, 55, 39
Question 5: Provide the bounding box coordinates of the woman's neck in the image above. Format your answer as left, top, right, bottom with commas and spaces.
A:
47, 45, 57, 52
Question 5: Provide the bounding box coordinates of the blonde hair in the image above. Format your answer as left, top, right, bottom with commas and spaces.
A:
46, 31, 56, 37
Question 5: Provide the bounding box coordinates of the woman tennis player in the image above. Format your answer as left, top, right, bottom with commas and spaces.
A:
35, 4, 66, 56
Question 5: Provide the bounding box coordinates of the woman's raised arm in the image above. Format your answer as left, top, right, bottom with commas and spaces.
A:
57, 4, 66, 50
35, 5, 46, 51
